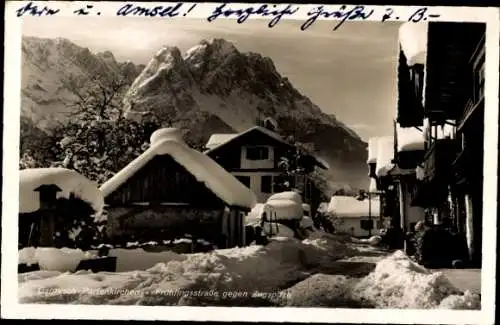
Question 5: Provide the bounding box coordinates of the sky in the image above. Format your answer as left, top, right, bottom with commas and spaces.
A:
22, 17, 402, 141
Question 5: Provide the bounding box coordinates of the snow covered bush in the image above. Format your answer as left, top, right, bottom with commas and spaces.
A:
50, 195, 105, 250
350, 250, 474, 309
302, 231, 356, 266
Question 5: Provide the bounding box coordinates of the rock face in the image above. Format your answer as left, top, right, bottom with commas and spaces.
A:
123, 38, 368, 188
21, 36, 144, 129
21, 37, 369, 189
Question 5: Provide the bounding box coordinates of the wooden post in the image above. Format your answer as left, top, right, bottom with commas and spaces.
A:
34, 184, 62, 247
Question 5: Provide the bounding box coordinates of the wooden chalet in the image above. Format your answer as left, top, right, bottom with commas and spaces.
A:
407, 22, 486, 266
100, 128, 257, 249
204, 125, 328, 217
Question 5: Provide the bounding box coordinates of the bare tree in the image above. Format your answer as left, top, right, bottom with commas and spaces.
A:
62, 73, 127, 121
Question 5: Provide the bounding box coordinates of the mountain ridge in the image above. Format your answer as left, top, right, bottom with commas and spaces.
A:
20, 36, 369, 190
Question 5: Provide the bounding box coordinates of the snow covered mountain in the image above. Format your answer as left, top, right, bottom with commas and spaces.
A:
123, 38, 368, 189
20, 37, 369, 189
21, 36, 144, 129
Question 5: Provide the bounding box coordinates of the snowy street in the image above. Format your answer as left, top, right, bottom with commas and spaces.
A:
18, 234, 480, 309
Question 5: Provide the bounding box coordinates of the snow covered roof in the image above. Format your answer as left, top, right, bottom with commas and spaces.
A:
396, 124, 425, 152
205, 126, 329, 169
367, 137, 380, 164
399, 22, 428, 66
267, 191, 303, 205
327, 195, 380, 218
205, 133, 238, 150
19, 168, 104, 214
375, 136, 395, 177
100, 128, 257, 210
205, 126, 287, 154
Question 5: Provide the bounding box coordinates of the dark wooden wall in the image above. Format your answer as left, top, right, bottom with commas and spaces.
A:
105, 154, 225, 209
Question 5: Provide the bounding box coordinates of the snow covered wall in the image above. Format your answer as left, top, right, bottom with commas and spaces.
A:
396, 123, 425, 152
19, 168, 104, 214
399, 22, 428, 67
375, 136, 395, 177
367, 137, 379, 164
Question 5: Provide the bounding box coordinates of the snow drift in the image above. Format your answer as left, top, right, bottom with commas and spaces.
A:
351, 250, 481, 309
18, 236, 350, 305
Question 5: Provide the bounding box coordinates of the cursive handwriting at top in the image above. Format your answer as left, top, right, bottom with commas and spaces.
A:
302, 5, 374, 31
16, 1, 60, 17
207, 3, 299, 28
116, 3, 184, 17
12, 2, 442, 32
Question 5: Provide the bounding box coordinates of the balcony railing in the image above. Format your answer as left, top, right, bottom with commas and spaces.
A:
422, 138, 456, 185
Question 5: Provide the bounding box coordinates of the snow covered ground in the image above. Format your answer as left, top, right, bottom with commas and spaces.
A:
17, 236, 480, 309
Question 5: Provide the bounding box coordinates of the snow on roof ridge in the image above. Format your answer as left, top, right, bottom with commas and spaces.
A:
367, 137, 381, 164
20, 167, 104, 214
205, 133, 239, 149
205, 126, 328, 169
204, 125, 285, 154
399, 22, 428, 66
327, 195, 380, 218
100, 134, 257, 209
375, 136, 395, 178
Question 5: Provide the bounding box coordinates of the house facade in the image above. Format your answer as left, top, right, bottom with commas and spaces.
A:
100, 128, 257, 249
327, 195, 382, 238
397, 22, 486, 266
204, 126, 327, 216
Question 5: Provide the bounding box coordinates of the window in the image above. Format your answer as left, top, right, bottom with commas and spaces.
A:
360, 219, 374, 231
246, 146, 269, 161
261, 176, 273, 193
235, 176, 251, 188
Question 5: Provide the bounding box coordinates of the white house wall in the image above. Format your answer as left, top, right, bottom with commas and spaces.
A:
398, 181, 425, 232
335, 217, 381, 237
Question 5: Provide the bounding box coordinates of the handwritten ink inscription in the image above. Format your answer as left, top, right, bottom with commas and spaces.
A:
206, 3, 299, 28
116, 3, 184, 17
302, 5, 374, 31
12, 2, 441, 31
381, 6, 440, 23
16, 1, 60, 17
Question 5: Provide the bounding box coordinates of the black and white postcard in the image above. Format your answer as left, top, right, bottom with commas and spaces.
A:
2, 2, 499, 324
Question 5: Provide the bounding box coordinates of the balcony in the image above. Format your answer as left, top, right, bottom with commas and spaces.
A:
424, 22, 486, 124
410, 138, 456, 207
452, 150, 470, 186
422, 139, 456, 184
